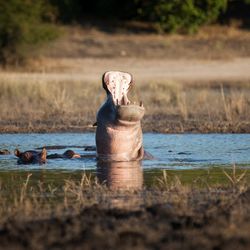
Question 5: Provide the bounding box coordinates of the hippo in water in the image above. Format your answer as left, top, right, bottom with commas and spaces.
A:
47, 150, 81, 159
0, 149, 11, 155
96, 71, 145, 162
14, 148, 47, 164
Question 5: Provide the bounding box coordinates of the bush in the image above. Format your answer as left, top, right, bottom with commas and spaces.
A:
136, 0, 228, 33
0, 0, 58, 64
219, 0, 250, 28
50, 0, 137, 22
49, 0, 84, 22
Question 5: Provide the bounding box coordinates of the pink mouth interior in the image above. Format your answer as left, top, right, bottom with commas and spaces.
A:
104, 71, 132, 105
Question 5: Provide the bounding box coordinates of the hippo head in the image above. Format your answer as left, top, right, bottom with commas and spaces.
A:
96, 71, 145, 162
63, 150, 81, 159
14, 148, 47, 164
102, 71, 145, 123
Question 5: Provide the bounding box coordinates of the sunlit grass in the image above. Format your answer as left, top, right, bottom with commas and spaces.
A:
0, 165, 249, 222
0, 76, 250, 133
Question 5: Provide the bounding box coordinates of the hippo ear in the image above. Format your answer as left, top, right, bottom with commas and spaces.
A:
14, 149, 21, 157
102, 71, 110, 93
41, 148, 47, 162
103, 71, 109, 84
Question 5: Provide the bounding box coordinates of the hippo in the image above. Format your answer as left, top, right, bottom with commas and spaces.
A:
14, 148, 47, 164
0, 149, 11, 155
96, 71, 145, 162
47, 150, 81, 159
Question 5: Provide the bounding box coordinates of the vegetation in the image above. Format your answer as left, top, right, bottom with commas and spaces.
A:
49, 0, 250, 31
0, 169, 249, 249
0, 0, 58, 64
0, 0, 250, 64
0, 23, 249, 133
137, 0, 228, 33
0, 75, 249, 133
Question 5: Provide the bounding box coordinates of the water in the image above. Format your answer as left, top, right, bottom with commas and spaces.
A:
1, 133, 250, 170
0, 133, 250, 186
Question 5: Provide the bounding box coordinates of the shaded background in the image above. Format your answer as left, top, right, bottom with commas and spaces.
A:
0, 0, 250, 64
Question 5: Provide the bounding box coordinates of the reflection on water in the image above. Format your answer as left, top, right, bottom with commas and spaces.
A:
97, 160, 143, 209
97, 161, 143, 190
0, 133, 250, 190
1, 133, 250, 171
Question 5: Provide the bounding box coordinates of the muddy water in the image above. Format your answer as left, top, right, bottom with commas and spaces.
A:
0, 133, 250, 187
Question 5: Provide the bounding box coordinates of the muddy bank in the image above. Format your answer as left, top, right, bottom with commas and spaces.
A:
143, 117, 250, 133
0, 188, 250, 250
1, 117, 250, 133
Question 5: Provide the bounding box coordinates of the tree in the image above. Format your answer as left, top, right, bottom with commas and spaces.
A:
136, 0, 228, 33
0, 0, 57, 64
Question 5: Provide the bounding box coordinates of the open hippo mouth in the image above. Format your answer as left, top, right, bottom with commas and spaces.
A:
103, 71, 144, 122
96, 71, 145, 162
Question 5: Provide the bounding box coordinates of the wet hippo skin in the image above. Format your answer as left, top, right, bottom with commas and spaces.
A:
14, 148, 47, 164
0, 149, 11, 155
96, 71, 145, 162
47, 150, 81, 159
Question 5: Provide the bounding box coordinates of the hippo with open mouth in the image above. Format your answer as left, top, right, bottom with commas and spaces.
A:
96, 71, 145, 162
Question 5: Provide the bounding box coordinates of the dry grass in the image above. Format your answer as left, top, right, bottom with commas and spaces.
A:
0, 77, 103, 132
0, 167, 249, 249
0, 166, 248, 220
0, 172, 101, 222
25, 24, 250, 62
1, 25, 250, 133
0, 77, 250, 133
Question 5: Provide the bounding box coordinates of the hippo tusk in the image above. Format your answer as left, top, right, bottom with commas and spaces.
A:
123, 93, 130, 105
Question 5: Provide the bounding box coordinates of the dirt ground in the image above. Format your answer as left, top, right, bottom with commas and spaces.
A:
2, 57, 250, 83
0, 188, 250, 250
11, 25, 250, 82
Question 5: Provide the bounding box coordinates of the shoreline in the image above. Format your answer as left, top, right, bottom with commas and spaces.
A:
1, 120, 250, 134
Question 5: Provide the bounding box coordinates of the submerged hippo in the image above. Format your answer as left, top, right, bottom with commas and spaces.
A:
0, 149, 11, 155
47, 150, 81, 159
14, 148, 47, 164
96, 71, 145, 162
